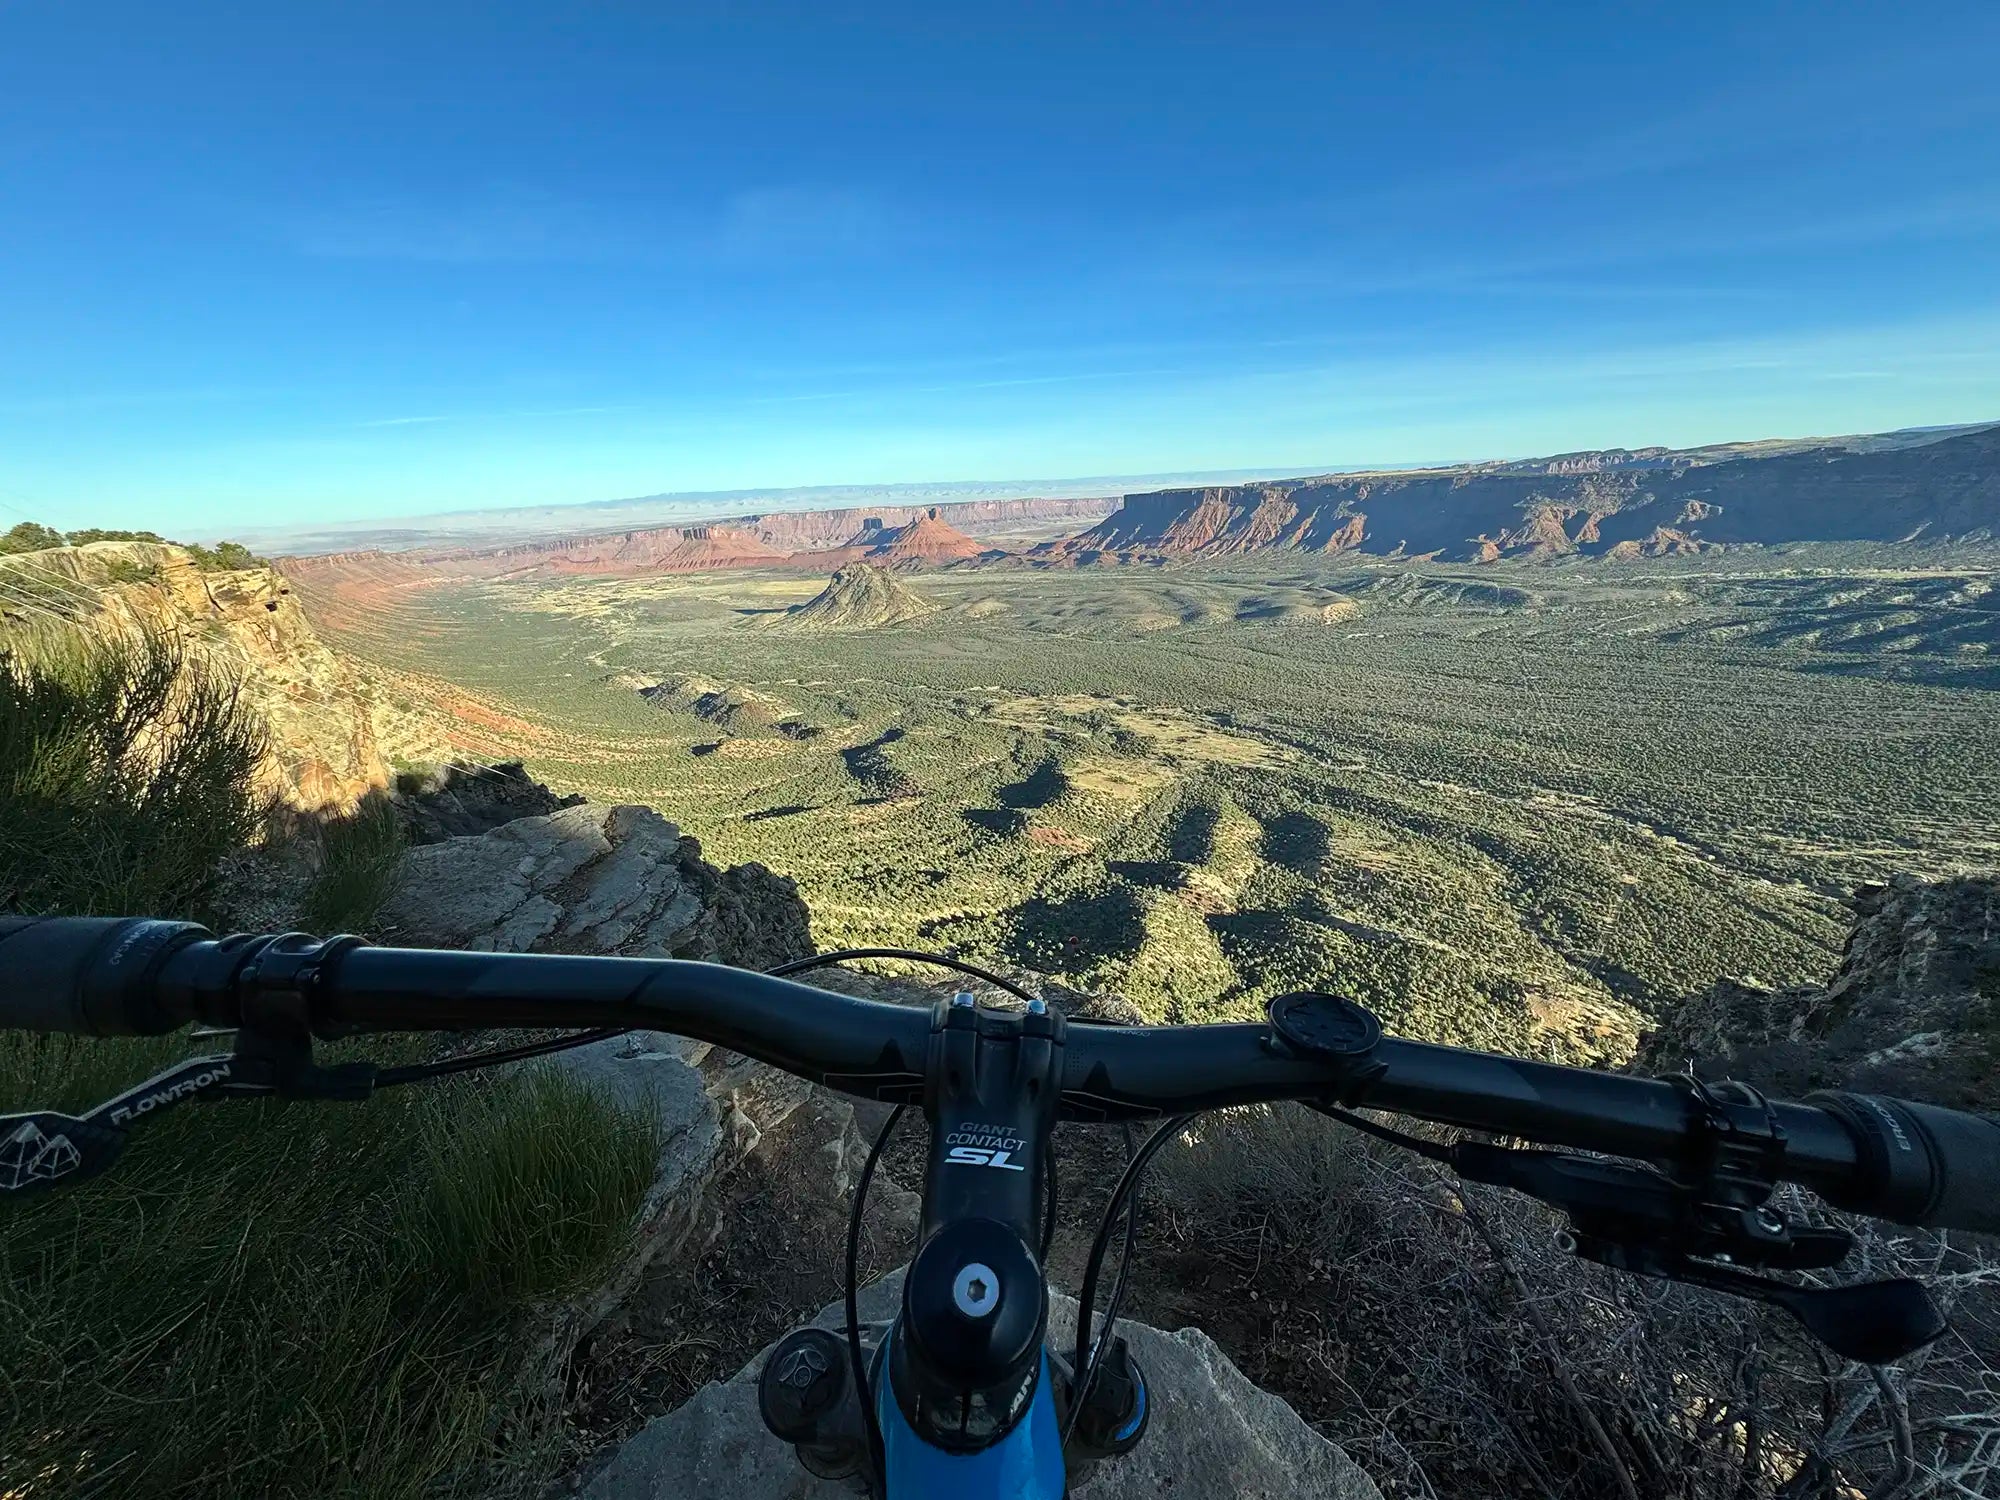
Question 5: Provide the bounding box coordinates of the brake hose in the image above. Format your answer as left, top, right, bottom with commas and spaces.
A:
1067, 1111, 1199, 1443
371, 945, 1040, 1086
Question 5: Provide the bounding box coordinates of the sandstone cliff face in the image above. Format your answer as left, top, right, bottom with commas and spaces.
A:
0, 541, 394, 811
846, 506, 987, 567
450, 525, 788, 579
1044, 424, 2000, 564
736, 494, 1115, 551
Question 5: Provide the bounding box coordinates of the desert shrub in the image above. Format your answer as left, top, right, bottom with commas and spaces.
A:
96, 555, 160, 586
0, 623, 265, 919
182, 539, 262, 572
61, 528, 168, 547
1157, 1104, 2000, 1500
300, 791, 407, 934
0, 523, 257, 567
0, 521, 65, 554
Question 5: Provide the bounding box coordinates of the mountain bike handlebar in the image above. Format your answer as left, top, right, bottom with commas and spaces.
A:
4, 915, 1996, 1235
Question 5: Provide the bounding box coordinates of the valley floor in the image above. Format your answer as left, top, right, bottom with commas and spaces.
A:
292, 552, 2000, 1061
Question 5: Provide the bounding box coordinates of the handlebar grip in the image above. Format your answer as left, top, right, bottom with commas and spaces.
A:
1809, 1091, 2000, 1235
0, 917, 210, 1036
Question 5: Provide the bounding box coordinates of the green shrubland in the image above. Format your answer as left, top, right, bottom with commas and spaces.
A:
304, 554, 2000, 1063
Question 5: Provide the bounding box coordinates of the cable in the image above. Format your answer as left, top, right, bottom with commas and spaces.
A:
1094, 1124, 1140, 1371
373, 1027, 626, 1086
767, 946, 1039, 1005
848, 1105, 904, 1500
1305, 1101, 1453, 1163
1040, 1139, 1059, 1263
1066, 1111, 1197, 1443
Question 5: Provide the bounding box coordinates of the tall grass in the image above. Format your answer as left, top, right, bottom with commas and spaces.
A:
0, 621, 663, 1498
300, 791, 408, 934
0, 623, 264, 919
0, 1049, 661, 1500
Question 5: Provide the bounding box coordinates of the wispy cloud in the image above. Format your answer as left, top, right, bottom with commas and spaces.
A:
711, 185, 891, 261
1355, 34, 2000, 212
747, 365, 1195, 405
286, 183, 642, 264
1146, 188, 2000, 297
350, 405, 628, 428
283, 181, 900, 268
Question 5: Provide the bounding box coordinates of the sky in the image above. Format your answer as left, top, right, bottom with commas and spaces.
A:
2, 2, 1997, 539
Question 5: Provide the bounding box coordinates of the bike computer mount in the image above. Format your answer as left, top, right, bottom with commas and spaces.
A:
1263, 989, 1387, 1104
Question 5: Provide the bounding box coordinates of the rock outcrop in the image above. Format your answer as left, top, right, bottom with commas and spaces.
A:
763, 564, 935, 630
377, 801, 812, 966
1638, 872, 2000, 1109
376, 799, 830, 1374
854, 506, 989, 568
580, 1267, 1382, 1500
393, 760, 585, 844
0, 540, 397, 810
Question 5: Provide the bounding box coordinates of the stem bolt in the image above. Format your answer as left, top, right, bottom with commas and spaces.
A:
953, 1262, 1000, 1317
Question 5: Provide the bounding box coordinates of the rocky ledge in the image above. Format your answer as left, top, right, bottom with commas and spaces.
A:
1639, 871, 2000, 1109
369, 798, 1378, 1498
377, 800, 811, 968
581, 1267, 1382, 1500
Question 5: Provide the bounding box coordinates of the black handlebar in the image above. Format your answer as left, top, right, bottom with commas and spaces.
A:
3, 916, 1997, 1235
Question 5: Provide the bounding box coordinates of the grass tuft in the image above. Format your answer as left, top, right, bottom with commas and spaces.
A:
0, 622, 265, 920
400, 1065, 664, 1309
299, 791, 408, 935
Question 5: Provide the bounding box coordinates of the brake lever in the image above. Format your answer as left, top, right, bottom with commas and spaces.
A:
1450, 1140, 1946, 1363
0, 1007, 382, 1197
0, 1052, 239, 1196
1576, 1234, 1947, 1364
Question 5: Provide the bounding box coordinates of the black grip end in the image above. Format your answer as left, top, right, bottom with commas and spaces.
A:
0, 917, 210, 1035
1809, 1091, 2000, 1236
1897, 1099, 2000, 1236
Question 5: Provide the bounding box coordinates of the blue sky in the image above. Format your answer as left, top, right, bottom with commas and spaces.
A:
2, 1, 1997, 538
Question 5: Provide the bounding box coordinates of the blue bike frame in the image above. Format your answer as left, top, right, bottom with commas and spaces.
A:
878, 1343, 1067, 1498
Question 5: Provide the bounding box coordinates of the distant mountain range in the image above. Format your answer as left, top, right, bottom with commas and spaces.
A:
279, 422, 2000, 594
246, 472, 1267, 555
1036, 423, 2000, 565
293, 497, 1099, 581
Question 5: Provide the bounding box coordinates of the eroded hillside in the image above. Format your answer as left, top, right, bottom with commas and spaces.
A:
0, 539, 529, 810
